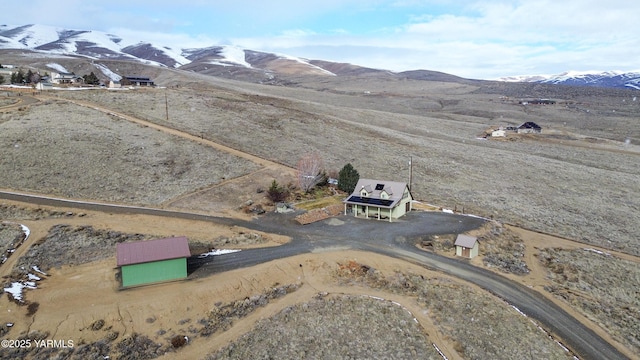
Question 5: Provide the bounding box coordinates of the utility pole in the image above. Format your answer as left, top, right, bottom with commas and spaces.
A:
165, 89, 169, 122
409, 155, 413, 192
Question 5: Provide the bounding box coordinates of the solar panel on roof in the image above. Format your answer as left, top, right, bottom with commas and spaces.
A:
346, 195, 394, 207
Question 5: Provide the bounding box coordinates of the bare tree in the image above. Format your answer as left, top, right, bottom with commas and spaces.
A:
297, 153, 324, 193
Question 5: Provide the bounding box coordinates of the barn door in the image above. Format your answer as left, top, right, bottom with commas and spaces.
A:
462, 247, 470, 258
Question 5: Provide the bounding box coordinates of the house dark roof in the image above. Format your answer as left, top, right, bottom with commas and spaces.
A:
454, 234, 478, 248
125, 76, 153, 81
117, 237, 190, 266
343, 178, 409, 209
518, 121, 541, 130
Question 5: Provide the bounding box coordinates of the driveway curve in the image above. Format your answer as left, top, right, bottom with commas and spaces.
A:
0, 190, 629, 360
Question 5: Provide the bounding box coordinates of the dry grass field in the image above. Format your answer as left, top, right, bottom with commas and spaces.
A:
1, 64, 639, 359
26, 73, 640, 257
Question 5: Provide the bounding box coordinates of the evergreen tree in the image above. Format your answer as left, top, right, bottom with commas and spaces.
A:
338, 163, 360, 193
10, 70, 23, 84
267, 180, 289, 203
83, 71, 100, 85
26, 69, 34, 84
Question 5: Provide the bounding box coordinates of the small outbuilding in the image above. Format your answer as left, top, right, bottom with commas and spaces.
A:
454, 234, 479, 259
491, 128, 506, 137
116, 236, 191, 287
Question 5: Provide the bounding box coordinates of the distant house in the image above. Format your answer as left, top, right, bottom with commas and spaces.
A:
343, 179, 413, 222
116, 237, 191, 287
454, 234, 479, 258
491, 127, 506, 137
107, 80, 121, 88
124, 76, 154, 87
519, 99, 556, 105
51, 72, 83, 84
517, 121, 542, 134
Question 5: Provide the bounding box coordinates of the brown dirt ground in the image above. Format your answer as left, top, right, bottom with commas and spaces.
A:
0, 200, 638, 359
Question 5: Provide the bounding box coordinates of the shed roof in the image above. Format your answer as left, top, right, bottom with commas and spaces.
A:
454, 234, 478, 248
117, 237, 190, 266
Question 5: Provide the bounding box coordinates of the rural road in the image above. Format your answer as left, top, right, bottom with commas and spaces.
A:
0, 190, 629, 360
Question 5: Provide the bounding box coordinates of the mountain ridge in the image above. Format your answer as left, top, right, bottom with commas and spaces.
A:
1, 24, 638, 89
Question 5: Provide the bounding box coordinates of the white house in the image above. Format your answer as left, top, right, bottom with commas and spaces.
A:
491, 127, 506, 137
343, 179, 413, 222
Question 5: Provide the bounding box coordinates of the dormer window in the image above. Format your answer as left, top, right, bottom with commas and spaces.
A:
360, 189, 369, 197
380, 190, 389, 199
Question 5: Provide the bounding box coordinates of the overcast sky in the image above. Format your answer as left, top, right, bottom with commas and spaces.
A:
2, 0, 639, 79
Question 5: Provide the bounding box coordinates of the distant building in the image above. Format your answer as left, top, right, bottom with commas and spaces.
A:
454, 234, 479, 258
517, 122, 542, 134
116, 237, 191, 287
491, 127, 506, 137
51, 72, 83, 84
343, 179, 413, 222
123, 76, 154, 87
519, 99, 556, 105
107, 80, 121, 88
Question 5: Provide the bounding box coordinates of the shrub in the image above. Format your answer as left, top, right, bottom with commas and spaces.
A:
266, 180, 289, 203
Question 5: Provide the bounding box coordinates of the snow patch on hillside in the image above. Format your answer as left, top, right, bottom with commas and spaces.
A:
276, 53, 336, 76
209, 46, 252, 68
95, 63, 122, 81
47, 63, 69, 73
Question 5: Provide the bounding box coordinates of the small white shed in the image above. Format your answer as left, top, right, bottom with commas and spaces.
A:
455, 234, 479, 258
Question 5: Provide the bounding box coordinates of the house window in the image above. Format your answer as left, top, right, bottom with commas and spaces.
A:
360, 189, 368, 197
380, 191, 389, 199
375, 184, 385, 191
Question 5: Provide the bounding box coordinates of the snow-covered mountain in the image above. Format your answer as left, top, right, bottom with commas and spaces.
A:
0, 23, 346, 77
499, 70, 640, 90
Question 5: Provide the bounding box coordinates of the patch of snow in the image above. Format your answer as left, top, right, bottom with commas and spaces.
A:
583, 248, 610, 256
3, 281, 36, 302
47, 62, 69, 73
94, 63, 122, 81
197, 249, 241, 258
20, 224, 30, 241
27, 273, 41, 281
275, 53, 336, 76
511, 305, 527, 317
433, 343, 449, 360
210, 45, 252, 68
442, 209, 454, 214
32, 266, 47, 275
